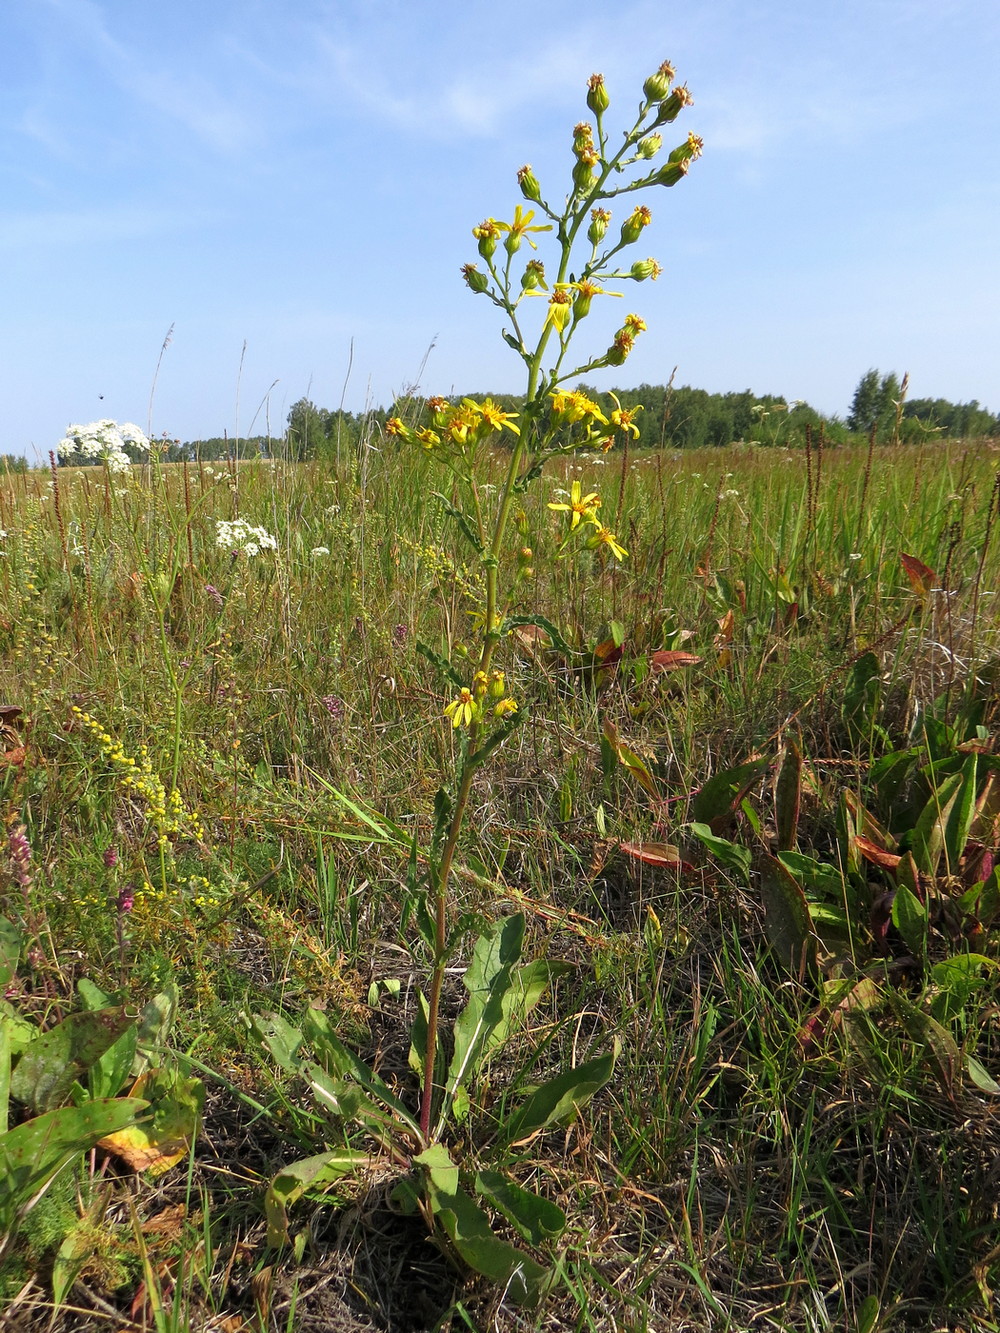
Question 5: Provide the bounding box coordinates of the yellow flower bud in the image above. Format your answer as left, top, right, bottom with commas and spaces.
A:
588, 207, 611, 245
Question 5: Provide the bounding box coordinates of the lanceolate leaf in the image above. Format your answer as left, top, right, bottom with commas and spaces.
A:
900, 552, 936, 599
498, 1046, 617, 1149
617, 842, 693, 871
690, 757, 768, 832
475, 1169, 566, 1245
774, 740, 802, 852
686, 823, 752, 879
758, 854, 818, 979
910, 770, 964, 876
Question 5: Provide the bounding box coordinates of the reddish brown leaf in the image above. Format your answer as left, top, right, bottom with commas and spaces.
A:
591, 639, 624, 667
900, 552, 936, 598
0, 746, 26, 769
650, 650, 703, 672
618, 841, 694, 872
855, 836, 901, 870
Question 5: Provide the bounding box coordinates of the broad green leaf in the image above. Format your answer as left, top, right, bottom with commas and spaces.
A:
423, 1176, 551, 1307
910, 771, 963, 877
133, 984, 179, 1075
301, 1062, 418, 1148
690, 758, 768, 831
475, 1169, 566, 1245
76, 978, 112, 1011
687, 823, 751, 879
413, 1142, 460, 1195
252, 1011, 305, 1074
929, 954, 995, 1024
498, 1047, 616, 1148
10, 1008, 135, 1114
888, 993, 960, 1094
777, 851, 844, 902
444, 917, 525, 1128
96, 1064, 203, 1176
891, 883, 927, 957
759, 855, 818, 979
265, 1149, 370, 1248
0, 1098, 147, 1234
500, 614, 573, 658
89, 1023, 138, 1101
943, 753, 978, 874
302, 1008, 421, 1138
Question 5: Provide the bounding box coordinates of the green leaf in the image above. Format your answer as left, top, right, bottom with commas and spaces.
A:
252, 1011, 305, 1074
774, 740, 801, 851
88, 1023, 138, 1101
265, 1149, 370, 1248
0, 1098, 147, 1235
759, 854, 818, 979
965, 1053, 1000, 1095
910, 771, 963, 877
431, 492, 484, 554
475, 1169, 566, 1245
0, 918, 22, 991
690, 758, 768, 831
777, 851, 844, 902
687, 823, 752, 879
10, 1008, 136, 1114
421, 1175, 551, 1307
416, 640, 466, 690
498, 1047, 617, 1149
943, 753, 978, 874
891, 882, 927, 956
302, 1009, 422, 1140
500, 614, 574, 657
887, 992, 960, 1093
443, 918, 525, 1128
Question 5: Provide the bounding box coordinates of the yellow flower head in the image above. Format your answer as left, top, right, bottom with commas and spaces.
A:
548, 479, 601, 530
495, 204, 553, 252
477, 398, 521, 436
609, 392, 643, 439
444, 688, 478, 729
494, 697, 519, 719
588, 525, 628, 561
549, 390, 608, 425
385, 417, 409, 439
624, 313, 647, 334
545, 289, 573, 332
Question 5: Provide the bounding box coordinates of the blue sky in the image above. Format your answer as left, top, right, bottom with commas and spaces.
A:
2, 0, 998, 458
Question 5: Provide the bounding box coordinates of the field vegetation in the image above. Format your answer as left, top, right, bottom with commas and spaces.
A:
3, 58, 1000, 1333
2, 431, 1000, 1331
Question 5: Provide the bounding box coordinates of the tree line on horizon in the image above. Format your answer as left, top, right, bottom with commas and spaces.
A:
42, 369, 999, 468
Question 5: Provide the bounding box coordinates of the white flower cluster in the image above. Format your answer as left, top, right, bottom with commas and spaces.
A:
215, 519, 278, 557
57, 419, 150, 474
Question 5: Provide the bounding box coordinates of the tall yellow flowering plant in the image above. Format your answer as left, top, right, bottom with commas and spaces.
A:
255, 63, 700, 1303
387, 60, 701, 1132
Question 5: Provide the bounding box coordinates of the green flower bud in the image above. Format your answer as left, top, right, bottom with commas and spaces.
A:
652, 159, 689, 187
587, 207, 611, 245
461, 263, 490, 294
643, 61, 675, 103
572, 159, 596, 192
472, 219, 500, 260
630, 258, 661, 281
520, 259, 546, 291
619, 205, 651, 246
637, 133, 663, 159
653, 83, 693, 125
573, 121, 594, 153
517, 164, 541, 202
586, 73, 610, 115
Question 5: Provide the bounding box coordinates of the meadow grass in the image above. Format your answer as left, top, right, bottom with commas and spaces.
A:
1, 437, 999, 1331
